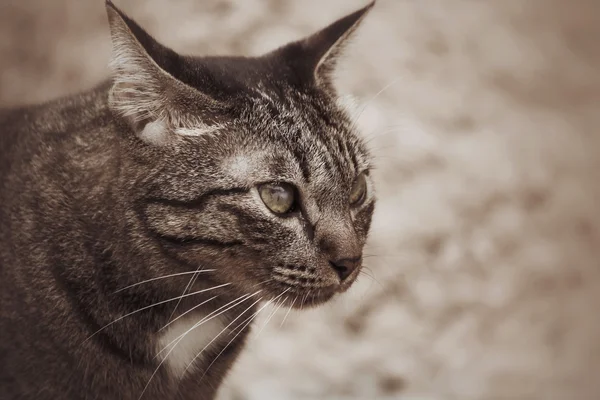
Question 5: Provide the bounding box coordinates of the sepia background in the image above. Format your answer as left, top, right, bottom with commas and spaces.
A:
1, 0, 599, 398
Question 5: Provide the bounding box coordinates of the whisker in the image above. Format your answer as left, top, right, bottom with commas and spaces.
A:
158, 278, 270, 333
155, 292, 256, 358
280, 295, 297, 328
140, 291, 261, 400
359, 269, 375, 281
257, 300, 281, 335
113, 270, 214, 293
299, 292, 309, 311
266, 298, 286, 330
362, 125, 406, 144
363, 129, 406, 148
83, 282, 231, 343
350, 77, 401, 130
158, 295, 218, 332
228, 297, 274, 336
254, 289, 289, 339
182, 294, 264, 376
361, 266, 382, 283
166, 266, 203, 324
198, 297, 269, 382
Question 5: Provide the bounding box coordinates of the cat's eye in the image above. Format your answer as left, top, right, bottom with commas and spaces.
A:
258, 183, 296, 215
349, 173, 368, 206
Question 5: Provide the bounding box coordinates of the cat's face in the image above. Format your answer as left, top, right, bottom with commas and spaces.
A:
107, 1, 375, 307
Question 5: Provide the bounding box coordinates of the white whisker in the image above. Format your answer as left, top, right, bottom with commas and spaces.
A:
299, 292, 308, 311
198, 296, 269, 381
155, 291, 256, 358
140, 291, 261, 400
351, 77, 401, 129
363, 127, 406, 144
360, 267, 383, 289
182, 294, 263, 376
83, 282, 230, 343
280, 295, 297, 328
165, 266, 203, 324
262, 298, 285, 335
228, 297, 273, 336
158, 295, 218, 332
113, 270, 214, 293
254, 289, 289, 339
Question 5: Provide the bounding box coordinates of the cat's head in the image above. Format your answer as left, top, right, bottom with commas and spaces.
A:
106, 0, 376, 308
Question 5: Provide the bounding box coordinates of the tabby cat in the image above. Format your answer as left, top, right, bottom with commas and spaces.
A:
0, 1, 376, 399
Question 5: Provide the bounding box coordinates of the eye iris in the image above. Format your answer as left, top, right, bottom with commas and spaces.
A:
259, 183, 295, 214
350, 173, 367, 205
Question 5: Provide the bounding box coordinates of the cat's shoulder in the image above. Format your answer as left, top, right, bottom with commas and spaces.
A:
0, 81, 116, 178
0, 81, 113, 136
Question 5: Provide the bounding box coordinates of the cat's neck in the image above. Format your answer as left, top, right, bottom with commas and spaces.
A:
20, 84, 254, 369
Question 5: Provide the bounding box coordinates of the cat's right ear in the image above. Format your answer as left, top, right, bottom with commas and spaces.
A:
270, 2, 374, 94
105, 1, 220, 144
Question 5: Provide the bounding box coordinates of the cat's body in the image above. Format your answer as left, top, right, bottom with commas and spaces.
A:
0, 2, 375, 399
0, 85, 247, 399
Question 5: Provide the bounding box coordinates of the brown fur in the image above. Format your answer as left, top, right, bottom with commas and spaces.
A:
0, 2, 376, 399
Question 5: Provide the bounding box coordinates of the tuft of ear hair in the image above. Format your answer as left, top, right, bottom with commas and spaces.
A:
272, 1, 375, 93
105, 1, 221, 142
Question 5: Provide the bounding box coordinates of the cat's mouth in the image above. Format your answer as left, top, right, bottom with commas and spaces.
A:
267, 266, 360, 309
296, 289, 337, 308
265, 287, 337, 310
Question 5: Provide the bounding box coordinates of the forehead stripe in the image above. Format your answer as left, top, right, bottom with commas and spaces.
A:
290, 145, 312, 182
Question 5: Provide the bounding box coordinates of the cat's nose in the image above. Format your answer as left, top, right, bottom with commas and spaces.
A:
329, 257, 361, 281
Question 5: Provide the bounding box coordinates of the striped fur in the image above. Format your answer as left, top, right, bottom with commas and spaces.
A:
0, 1, 376, 399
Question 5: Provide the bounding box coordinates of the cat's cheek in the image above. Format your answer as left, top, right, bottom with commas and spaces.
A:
156, 240, 243, 267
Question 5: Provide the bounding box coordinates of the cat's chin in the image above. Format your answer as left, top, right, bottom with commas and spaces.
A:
264, 268, 363, 309
295, 290, 337, 309
273, 279, 358, 309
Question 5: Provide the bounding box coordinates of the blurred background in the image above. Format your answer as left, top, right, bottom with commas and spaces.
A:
1, 0, 599, 399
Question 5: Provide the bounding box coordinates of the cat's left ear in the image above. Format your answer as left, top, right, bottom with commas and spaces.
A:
105, 1, 223, 144
273, 1, 375, 92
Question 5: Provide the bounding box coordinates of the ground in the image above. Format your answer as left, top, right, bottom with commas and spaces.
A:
1, 0, 599, 399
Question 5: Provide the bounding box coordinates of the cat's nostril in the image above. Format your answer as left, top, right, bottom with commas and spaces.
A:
329, 258, 360, 281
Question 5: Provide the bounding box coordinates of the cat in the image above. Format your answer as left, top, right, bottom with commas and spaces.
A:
0, 1, 376, 399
